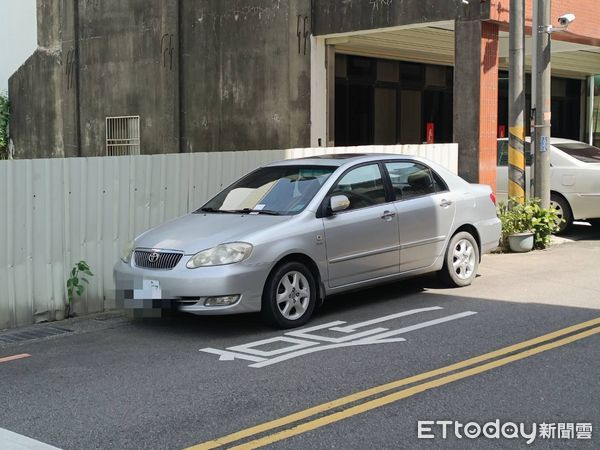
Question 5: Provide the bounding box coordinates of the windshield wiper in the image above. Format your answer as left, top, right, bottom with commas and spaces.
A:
198, 207, 284, 215
198, 207, 238, 214
234, 208, 284, 216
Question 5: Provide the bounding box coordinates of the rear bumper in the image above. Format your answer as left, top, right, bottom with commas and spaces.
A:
476, 217, 502, 255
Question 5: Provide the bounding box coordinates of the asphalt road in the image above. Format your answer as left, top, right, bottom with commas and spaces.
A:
1, 224, 599, 450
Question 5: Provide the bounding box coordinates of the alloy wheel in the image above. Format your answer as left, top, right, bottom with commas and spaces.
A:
550, 199, 564, 224
276, 271, 311, 321
452, 239, 476, 280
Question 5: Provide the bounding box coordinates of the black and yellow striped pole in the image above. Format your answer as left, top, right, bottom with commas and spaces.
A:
508, 126, 526, 203
508, 0, 526, 205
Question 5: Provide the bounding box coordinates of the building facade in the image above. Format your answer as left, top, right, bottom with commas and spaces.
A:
9, 0, 600, 190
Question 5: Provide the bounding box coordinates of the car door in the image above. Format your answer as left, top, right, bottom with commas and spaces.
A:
496, 140, 509, 201
323, 163, 400, 288
384, 161, 456, 272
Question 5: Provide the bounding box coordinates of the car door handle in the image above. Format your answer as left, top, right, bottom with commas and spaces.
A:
381, 210, 396, 220
440, 199, 453, 208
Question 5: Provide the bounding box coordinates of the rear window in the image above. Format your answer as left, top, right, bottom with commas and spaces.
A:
553, 143, 600, 163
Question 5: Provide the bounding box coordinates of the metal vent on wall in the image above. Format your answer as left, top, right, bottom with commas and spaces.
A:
106, 115, 141, 156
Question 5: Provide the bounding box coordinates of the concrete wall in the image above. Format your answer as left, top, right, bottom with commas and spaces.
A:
312, 0, 488, 36
9, 0, 313, 158
76, 0, 180, 156
9, 52, 64, 159
9, 0, 65, 159
180, 0, 312, 152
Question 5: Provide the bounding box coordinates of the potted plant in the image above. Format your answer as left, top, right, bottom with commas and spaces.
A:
499, 202, 534, 252
498, 198, 561, 253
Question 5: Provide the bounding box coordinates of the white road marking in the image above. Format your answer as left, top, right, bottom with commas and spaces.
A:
286, 322, 390, 343
199, 306, 479, 368
248, 338, 407, 368
0, 428, 62, 450
199, 348, 267, 363
330, 306, 444, 333
351, 311, 478, 342
248, 311, 477, 368
228, 336, 319, 357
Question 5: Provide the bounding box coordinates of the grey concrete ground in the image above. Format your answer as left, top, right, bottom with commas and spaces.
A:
0, 224, 599, 450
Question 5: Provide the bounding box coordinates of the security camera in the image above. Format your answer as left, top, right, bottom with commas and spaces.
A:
545, 13, 575, 33
557, 13, 575, 27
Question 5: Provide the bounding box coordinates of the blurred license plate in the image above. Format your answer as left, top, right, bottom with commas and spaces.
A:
133, 279, 162, 300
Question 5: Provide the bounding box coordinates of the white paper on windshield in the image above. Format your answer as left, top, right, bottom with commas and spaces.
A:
250, 204, 266, 214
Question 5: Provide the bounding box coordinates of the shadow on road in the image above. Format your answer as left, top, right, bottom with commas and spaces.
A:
559, 222, 600, 242
125, 273, 487, 338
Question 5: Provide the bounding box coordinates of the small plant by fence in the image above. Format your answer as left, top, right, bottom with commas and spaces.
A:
0, 91, 9, 160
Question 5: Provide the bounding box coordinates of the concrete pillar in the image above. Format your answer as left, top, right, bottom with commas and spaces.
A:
310, 36, 327, 147
326, 44, 336, 147
453, 20, 499, 192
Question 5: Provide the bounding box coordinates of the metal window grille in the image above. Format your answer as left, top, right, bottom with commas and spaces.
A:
106, 116, 140, 156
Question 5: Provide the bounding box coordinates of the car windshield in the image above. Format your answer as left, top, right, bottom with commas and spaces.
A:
197, 165, 336, 215
554, 143, 600, 163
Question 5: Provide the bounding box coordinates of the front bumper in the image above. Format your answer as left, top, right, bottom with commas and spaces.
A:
113, 258, 269, 315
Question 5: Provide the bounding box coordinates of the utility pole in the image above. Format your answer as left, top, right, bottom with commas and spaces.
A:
534, 0, 552, 208
508, 0, 526, 205
530, 0, 538, 196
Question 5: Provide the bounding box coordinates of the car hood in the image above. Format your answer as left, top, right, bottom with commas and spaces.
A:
134, 213, 291, 254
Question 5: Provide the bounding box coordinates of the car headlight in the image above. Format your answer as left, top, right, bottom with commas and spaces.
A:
121, 240, 135, 263
186, 242, 253, 268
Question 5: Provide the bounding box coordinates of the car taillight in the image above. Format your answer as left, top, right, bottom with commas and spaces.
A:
490, 192, 496, 206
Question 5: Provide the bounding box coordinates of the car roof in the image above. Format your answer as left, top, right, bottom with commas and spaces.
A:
265, 153, 418, 167
548, 138, 583, 145
497, 137, 584, 145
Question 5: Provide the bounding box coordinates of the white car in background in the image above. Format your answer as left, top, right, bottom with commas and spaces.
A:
497, 138, 600, 233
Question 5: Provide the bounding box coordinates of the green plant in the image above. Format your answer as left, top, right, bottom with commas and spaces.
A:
0, 91, 8, 158
528, 201, 562, 249
498, 200, 531, 236
498, 197, 561, 250
66, 261, 94, 317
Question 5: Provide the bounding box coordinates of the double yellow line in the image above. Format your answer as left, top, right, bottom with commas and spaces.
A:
187, 317, 600, 450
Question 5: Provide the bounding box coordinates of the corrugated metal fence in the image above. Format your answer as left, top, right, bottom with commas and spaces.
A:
0, 144, 458, 329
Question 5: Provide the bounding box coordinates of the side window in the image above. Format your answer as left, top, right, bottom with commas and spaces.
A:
499, 140, 532, 166
385, 162, 437, 200
497, 140, 508, 166
331, 164, 386, 211
432, 170, 448, 193
524, 142, 532, 166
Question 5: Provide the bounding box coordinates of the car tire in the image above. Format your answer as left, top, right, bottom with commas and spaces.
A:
588, 219, 600, 228
261, 261, 317, 329
440, 232, 480, 288
550, 193, 572, 234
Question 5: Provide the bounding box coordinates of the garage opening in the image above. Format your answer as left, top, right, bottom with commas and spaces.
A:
497, 72, 582, 140
334, 54, 454, 146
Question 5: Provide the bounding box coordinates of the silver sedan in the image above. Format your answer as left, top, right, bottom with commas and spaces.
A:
114, 154, 501, 328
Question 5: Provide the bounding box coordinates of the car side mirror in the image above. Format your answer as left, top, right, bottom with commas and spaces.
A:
330, 195, 350, 213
